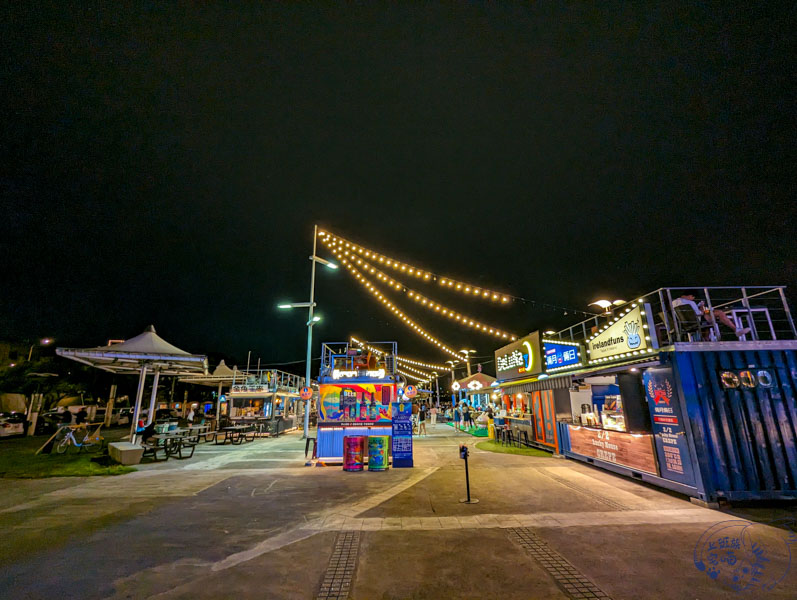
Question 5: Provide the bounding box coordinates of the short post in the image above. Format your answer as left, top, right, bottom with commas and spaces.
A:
459, 444, 479, 504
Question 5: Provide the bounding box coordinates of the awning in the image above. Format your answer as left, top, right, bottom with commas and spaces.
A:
498, 375, 572, 395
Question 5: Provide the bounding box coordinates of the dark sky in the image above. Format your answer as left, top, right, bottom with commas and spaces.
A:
2, 3, 795, 375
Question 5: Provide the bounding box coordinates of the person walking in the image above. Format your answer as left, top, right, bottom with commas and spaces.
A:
453, 404, 461, 432
418, 403, 427, 436
430, 405, 438, 428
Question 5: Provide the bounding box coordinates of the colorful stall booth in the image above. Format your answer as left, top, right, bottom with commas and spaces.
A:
316, 341, 412, 468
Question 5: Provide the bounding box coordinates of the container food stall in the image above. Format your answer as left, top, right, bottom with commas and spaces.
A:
550, 286, 797, 504
316, 341, 411, 467
493, 332, 577, 451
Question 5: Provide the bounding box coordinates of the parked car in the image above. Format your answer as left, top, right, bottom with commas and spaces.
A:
0, 412, 26, 438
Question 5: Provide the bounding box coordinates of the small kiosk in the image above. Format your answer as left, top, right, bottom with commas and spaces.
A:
316, 341, 412, 468
224, 369, 303, 435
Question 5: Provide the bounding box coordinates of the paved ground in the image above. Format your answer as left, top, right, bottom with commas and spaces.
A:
1, 425, 796, 599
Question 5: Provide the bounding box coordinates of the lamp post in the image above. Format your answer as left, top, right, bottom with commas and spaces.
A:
460, 349, 476, 377
28, 338, 53, 362
277, 224, 337, 439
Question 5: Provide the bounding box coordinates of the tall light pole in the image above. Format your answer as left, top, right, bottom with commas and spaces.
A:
460, 349, 476, 377
277, 224, 337, 439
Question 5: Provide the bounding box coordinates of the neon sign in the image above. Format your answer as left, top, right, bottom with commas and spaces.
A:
332, 368, 386, 380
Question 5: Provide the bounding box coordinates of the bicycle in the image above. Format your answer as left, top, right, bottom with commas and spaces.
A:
54, 424, 104, 454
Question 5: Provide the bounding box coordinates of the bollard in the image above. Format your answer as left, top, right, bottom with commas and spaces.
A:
458, 444, 479, 504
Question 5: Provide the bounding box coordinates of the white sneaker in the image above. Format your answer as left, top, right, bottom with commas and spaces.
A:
735, 327, 751, 338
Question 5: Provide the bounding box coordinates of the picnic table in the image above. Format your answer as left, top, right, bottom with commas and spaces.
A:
214, 424, 256, 445
142, 429, 199, 461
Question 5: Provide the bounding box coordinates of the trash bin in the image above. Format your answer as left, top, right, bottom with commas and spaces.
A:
343, 435, 365, 472
367, 435, 389, 471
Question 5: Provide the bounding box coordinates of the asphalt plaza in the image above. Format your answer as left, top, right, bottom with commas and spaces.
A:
1, 425, 796, 599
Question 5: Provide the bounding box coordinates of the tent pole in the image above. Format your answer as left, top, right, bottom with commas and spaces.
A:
146, 370, 160, 426
130, 365, 148, 443
216, 381, 223, 428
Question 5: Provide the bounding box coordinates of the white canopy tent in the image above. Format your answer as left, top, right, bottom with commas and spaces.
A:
56, 325, 208, 442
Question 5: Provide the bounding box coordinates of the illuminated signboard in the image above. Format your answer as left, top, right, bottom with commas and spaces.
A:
494, 332, 542, 381
332, 368, 385, 380
587, 305, 658, 365
542, 340, 582, 372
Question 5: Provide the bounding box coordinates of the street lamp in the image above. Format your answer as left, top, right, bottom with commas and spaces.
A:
28, 337, 54, 362
276, 224, 337, 439
460, 349, 476, 377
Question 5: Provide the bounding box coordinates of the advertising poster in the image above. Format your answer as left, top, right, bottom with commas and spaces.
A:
391, 401, 413, 468
319, 383, 394, 423
643, 367, 696, 486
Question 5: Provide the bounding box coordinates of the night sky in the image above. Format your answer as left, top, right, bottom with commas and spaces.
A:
3, 3, 795, 375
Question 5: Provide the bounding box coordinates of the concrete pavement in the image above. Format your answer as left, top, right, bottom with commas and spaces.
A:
1, 424, 795, 599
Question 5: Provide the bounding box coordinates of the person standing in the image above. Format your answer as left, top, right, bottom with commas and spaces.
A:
418, 403, 427, 436
462, 402, 472, 430
75, 406, 88, 425
187, 406, 195, 424
430, 404, 438, 428
453, 404, 461, 432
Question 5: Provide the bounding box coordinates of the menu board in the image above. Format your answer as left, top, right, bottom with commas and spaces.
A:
568, 425, 657, 474
643, 367, 696, 486
391, 401, 413, 468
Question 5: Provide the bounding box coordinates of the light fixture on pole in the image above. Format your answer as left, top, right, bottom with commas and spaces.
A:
276, 225, 337, 440
460, 349, 476, 377
28, 337, 54, 362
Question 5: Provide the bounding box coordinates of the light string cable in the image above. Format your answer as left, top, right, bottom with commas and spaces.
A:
319, 229, 598, 317
323, 236, 518, 341
349, 337, 449, 371
329, 251, 463, 359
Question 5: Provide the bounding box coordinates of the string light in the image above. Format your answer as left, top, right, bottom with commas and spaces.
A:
350, 337, 448, 371
318, 229, 599, 318
319, 231, 511, 303
324, 240, 518, 341
328, 250, 462, 359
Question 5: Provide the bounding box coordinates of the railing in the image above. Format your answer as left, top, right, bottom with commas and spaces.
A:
319, 341, 398, 377
555, 286, 795, 346
229, 369, 304, 394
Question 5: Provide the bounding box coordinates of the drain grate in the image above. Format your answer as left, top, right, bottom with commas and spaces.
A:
316, 530, 360, 600
508, 528, 612, 600
535, 469, 630, 511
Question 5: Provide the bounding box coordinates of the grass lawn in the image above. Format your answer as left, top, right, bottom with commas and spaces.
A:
445, 423, 488, 437
0, 431, 136, 479
475, 440, 551, 457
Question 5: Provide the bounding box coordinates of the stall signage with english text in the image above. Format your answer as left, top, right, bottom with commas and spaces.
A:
567, 425, 658, 474
332, 368, 385, 380
494, 332, 542, 381
588, 305, 655, 361
644, 367, 696, 486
